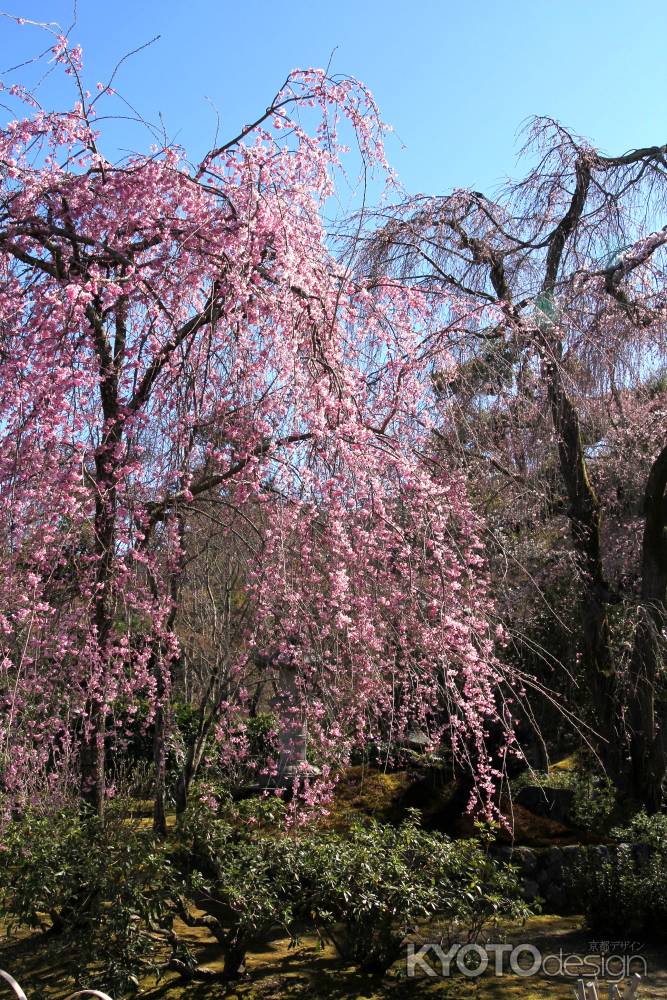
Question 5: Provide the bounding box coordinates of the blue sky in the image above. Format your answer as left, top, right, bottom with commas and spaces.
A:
1, 0, 666, 199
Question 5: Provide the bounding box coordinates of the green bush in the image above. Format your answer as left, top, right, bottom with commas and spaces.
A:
0, 801, 178, 995
187, 782, 288, 829
611, 810, 667, 852
177, 798, 304, 979
303, 815, 529, 974
567, 771, 616, 831
511, 766, 616, 831
0, 794, 530, 989
179, 802, 529, 978
570, 844, 667, 941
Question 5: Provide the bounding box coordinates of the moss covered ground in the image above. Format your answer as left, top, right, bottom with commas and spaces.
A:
2, 913, 666, 1000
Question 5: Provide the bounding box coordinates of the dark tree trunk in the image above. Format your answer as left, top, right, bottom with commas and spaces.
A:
80, 428, 121, 815
152, 514, 184, 836
174, 755, 195, 816
222, 942, 247, 981
547, 363, 620, 777
174, 715, 209, 816
80, 300, 125, 816
79, 714, 106, 815
628, 443, 667, 812
153, 701, 168, 838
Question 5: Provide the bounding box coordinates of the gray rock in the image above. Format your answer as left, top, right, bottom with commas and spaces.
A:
589, 844, 611, 864
546, 846, 564, 869
512, 846, 538, 871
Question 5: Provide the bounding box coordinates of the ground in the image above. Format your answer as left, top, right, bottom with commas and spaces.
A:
1, 914, 665, 1000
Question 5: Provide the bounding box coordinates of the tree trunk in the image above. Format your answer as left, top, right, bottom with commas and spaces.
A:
152, 522, 184, 835
222, 941, 247, 981
80, 301, 124, 816
627, 443, 667, 812
174, 751, 195, 816
175, 720, 208, 815
80, 458, 117, 815
153, 701, 168, 838
79, 712, 106, 816
547, 363, 620, 777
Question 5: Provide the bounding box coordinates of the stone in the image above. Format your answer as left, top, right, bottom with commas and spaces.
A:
512, 846, 538, 871
589, 844, 611, 864
515, 784, 574, 824
546, 846, 564, 869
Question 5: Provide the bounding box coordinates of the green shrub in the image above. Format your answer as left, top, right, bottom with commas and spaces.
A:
186, 781, 288, 830
303, 815, 529, 974
0, 793, 531, 987
177, 798, 304, 979
569, 844, 667, 941
0, 801, 178, 995
180, 802, 529, 978
511, 766, 616, 831
611, 810, 667, 852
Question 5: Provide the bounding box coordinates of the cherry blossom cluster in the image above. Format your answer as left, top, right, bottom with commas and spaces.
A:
0, 32, 514, 815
